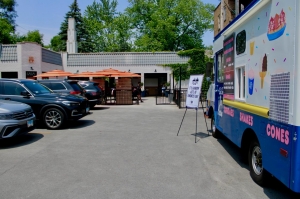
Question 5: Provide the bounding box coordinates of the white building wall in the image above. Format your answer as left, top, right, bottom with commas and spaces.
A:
0, 44, 21, 78
20, 42, 42, 77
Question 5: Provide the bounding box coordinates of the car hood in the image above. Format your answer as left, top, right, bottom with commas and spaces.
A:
34, 93, 86, 102
0, 100, 31, 113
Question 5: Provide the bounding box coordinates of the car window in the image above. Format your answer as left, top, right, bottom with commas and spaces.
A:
40, 82, 51, 89
23, 82, 52, 95
51, 83, 66, 90
83, 83, 99, 90
2, 82, 26, 95
79, 83, 88, 88
69, 82, 83, 91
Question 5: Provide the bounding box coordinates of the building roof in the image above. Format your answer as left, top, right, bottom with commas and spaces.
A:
67, 52, 189, 67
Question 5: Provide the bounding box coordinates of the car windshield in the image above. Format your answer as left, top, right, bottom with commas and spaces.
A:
23, 82, 52, 95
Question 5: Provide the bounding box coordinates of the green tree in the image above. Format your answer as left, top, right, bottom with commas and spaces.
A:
84, 0, 132, 52
48, 35, 64, 52
0, 18, 14, 43
126, 0, 215, 51
0, 0, 17, 43
58, 0, 93, 53
0, 0, 17, 29
11, 30, 44, 46
25, 30, 44, 45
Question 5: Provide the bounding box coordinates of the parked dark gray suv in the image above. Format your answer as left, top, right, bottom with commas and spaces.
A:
0, 79, 89, 129
36, 79, 85, 96
78, 81, 104, 108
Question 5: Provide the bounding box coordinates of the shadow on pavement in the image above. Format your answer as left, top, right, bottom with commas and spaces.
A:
0, 133, 44, 149
66, 119, 95, 129
91, 107, 110, 110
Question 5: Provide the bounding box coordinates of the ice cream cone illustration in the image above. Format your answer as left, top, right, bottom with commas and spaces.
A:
250, 41, 255, 55
259, 54, 268, 88
259, 71, 266, 88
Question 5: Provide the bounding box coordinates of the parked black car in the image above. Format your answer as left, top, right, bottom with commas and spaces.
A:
36, 79, 85, 96
78, 81, 104, 108
0, 79, 89, 129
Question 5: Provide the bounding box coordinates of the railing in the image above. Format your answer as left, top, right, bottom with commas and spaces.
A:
156, 89, 176, 105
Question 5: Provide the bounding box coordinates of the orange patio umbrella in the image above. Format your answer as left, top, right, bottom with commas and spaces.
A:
95, 69, 140, 77
69, 71, 108, 78
108, 72, 141, 77
34, 69, 74, 78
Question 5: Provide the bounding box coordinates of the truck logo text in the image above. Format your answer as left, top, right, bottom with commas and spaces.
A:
266, 124, 289, 145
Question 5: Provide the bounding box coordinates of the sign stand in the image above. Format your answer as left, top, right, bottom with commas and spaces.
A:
177, 107, 198, 143
200, 96, 209, 135
177, 74, 203, 143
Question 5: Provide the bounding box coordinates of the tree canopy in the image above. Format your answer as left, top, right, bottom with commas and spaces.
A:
49, 0, 214, 53
83, 0, 132, 52
126, 0, 215, 51
0, 0, 17, 44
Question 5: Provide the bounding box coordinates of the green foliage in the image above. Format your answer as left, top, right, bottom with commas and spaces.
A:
164, 48, 212, 96
0, 0, 17, 29
83, 0, 132, 52
0, 18, 14, 43
11, 30, 44, 46
126, 0, 215, 51
24, 30, 44, 45
0, 0, 17, 43
49, 35, 64, 52
58, 0, 93, 53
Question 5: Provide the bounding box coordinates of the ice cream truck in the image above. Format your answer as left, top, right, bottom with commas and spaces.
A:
207, 0, 300, 192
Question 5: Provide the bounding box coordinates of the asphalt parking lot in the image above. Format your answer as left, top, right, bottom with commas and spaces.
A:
0, 97, 298, 199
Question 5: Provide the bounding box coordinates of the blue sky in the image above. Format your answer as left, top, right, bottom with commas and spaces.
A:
15, 0, 220, 47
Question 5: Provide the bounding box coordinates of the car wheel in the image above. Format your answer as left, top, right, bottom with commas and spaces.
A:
43, 108, 65, 129
248, 139, 267, 186
211, 114, 219, 138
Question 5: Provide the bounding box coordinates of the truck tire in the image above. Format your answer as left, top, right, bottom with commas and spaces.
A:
248, 139, 267, 186
43, 108, 65, 129
211, 114, 219, 138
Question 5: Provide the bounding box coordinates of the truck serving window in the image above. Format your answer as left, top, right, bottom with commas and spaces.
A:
236, 30, 246, 55
236, 66, 245, 100
217, 51, 224, 83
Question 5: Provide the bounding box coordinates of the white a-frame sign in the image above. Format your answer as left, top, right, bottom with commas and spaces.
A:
178, 74, 206, 143
186, 74, 204, 108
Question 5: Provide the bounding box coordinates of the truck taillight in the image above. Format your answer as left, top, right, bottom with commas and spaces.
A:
70, 91, 81, 95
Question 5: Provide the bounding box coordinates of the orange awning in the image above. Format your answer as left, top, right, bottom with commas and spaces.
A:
34, 70, 74, 77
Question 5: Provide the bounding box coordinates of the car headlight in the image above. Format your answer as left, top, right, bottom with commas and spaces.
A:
62, 101, 80, 106
0, 114, 14, 120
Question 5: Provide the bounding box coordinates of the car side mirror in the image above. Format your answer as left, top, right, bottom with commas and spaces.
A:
21, 91, 31, 97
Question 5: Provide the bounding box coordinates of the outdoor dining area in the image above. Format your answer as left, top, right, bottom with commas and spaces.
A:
34, 68, 141, 105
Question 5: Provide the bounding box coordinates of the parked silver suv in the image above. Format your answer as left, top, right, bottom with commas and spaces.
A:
0, 100, 35, 139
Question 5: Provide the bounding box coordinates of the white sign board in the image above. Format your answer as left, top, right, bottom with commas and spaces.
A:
185, 74, 204, 108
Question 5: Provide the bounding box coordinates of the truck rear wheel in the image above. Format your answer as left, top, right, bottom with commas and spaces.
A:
248, 139, 267, 186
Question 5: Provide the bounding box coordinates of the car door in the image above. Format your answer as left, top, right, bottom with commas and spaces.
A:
0, 81, 43, 117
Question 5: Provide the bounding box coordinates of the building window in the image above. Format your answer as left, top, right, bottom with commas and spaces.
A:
236, 66, 245, 100
236, 30, 246, 55
218, 14, 221, 29
223, 6, 226, 21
